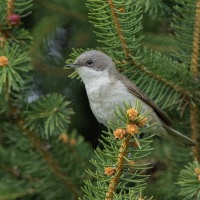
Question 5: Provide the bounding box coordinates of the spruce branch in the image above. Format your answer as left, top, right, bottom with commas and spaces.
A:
24, 93, 74, 138
106, 135, 132, 200
0, 188, 35, 200
191, 0, 200, 79
81, 101, 154, 200
115, 58, 193, 101
107, 0, 131, 59
189, 0, 200, 161
0, 159, 39, 182
0, 0, 11, 47
0, 42, 31, 93
7, 0, 14, 19
178, 159, 200, 199
0, 0, 33, 117
190, 103, 200, 161
17, 119, 82, 199
0, 0, 16, 110
172, 0, 197, 67
1, 1, 92, 199
136, 0, 172, 20
0, 121, 93, 199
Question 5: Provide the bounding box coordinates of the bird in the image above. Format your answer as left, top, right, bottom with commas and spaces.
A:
66, 50, 195, 146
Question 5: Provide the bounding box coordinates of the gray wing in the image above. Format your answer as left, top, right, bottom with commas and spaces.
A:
117, 72, 172, 126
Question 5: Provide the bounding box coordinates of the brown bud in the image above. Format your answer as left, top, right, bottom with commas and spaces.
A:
8, 14, 21, 25
138, 117, 148, 127
127, 108, 138, 121
0, 56, 8, 67
58, 133, 68, 143
104, 167, 116, 176
195, 167, 200, 175
126, 124, 139, 135
113, 128, 126, 140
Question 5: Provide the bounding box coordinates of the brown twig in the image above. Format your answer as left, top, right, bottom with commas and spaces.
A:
7, 0, 14, 19
190, 0, 200, 161
190, 0, 200, 79
1, 0, 16, 111
108, 0, 130, 59
0, 0, 15, 46
105, 136, 131, 200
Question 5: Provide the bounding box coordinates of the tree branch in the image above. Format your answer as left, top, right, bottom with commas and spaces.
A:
190, 0, 200, 161
108, 0, 194, 103
17, 120, 81, 199
106, 135, 131, 200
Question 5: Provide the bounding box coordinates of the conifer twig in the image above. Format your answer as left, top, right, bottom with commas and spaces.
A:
0, 0, 14, 46
17, 120, 81, 199
108, 0, 130, 59
0, 163, 39, 182
191, 0, 200, 79
1, 0, 15, 112
115, 60, 191, 99
0, 188, 35, 200
107, 0, 194, 103
106, 135, 131, 200
190, 0, 200, 161
7, 0, 14, 19
0, 34, 6, 47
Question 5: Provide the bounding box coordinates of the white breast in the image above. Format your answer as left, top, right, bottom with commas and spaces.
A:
76, 67, 138, 125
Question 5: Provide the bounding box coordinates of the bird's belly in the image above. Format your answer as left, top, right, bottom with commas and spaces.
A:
87, 85, 140, 126
90, 98, 114, 126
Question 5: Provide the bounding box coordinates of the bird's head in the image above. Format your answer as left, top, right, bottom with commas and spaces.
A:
66, 50, 116, 81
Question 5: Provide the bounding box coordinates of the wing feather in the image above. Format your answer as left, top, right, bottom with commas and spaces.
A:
115, 72, 172, 126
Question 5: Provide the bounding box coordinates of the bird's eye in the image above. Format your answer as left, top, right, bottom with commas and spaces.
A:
86, 60, 93, 66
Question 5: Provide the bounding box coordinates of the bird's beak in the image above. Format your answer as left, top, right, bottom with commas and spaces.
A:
65, 63, 79, 69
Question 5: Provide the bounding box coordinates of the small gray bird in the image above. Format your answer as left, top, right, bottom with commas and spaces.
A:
66, 50, 195, 146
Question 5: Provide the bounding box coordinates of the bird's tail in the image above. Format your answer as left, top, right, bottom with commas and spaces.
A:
163, 124, 195, 147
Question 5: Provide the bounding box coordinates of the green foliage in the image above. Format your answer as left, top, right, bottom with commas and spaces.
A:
171, 0, 197, 66
0, 42, 32, 93
137, 0, 173, 19
0, 123, 94, 200
113, 191, 153, 200
81, 101, 154, 199
145, 139, 192, 200
0, 0, 33, 31
178, 159, 200, 199
1, 0, 200, 199
0, 1, 94, 199
126, 46, 199, 109
24, 93, 74, 138
15, 28, 33, 51
87, 0, 143, 55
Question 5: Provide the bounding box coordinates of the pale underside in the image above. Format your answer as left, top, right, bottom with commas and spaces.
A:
76, 67, 164, 134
